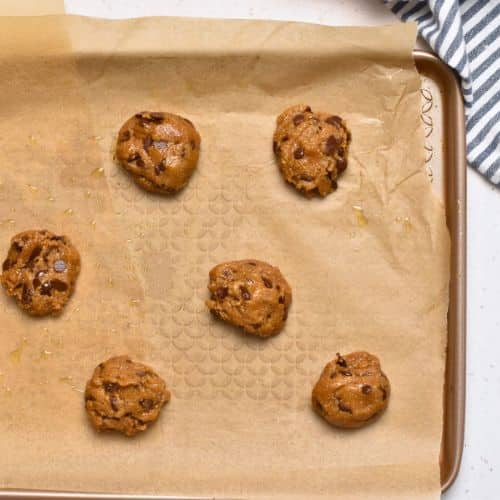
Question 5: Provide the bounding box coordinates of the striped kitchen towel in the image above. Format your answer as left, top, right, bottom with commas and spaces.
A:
385, 0, 500, 183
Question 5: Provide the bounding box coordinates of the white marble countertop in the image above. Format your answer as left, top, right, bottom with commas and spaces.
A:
61, 1, 498, 498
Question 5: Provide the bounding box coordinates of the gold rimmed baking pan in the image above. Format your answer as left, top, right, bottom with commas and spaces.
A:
0, 25, 466, 496
414, 50, 466, 491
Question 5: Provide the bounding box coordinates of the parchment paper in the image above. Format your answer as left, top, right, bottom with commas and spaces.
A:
0, 0, 63, 16
0, 16, 450, 500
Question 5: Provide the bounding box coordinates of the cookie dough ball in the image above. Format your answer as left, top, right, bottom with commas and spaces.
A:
273, 104, 351, 197
1, 229, 80, 316
206, 259, 292, 337
85, 355, 171, 437
115, 111, 201, 194
312, 352, 390, 429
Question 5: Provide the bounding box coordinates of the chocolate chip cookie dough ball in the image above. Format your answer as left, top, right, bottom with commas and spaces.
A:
312, 352, 390, 429
273, 104, 351, 197
1, 229, 80, 316
115, 111, 201, 194
206, 259, 292, 337
85, 355, 171, 437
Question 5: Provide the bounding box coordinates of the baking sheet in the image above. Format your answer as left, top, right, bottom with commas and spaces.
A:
414, 52, 466, 491
0, 16, 450, 500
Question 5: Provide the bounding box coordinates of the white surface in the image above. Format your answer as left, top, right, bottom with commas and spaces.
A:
61, 1, 498, 499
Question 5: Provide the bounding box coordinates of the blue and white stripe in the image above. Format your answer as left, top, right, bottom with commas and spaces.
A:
385, 0, 500, 184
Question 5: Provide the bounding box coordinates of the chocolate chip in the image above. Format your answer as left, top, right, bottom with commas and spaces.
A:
341, 370, 352, 376
110, 395, 119, 411
338, 401, 352, 413
336, 353, 347, 367
215, 286, 228, 299
85, 395, 95, 402
294, 147, 305, 159
262, 277, 273, 288
54, 260, 66, 272
325, 115, 342, 126
380, 387, 387, 400
22, 285, 32, 303
336, 158, 347, 173
128, 153, 140, 162
331, 179, 338, 190
210, 309, 221, 319
140, 399, 155, 411
135, 113, 143, 118
154, 163, 166, 175
51, 279, 68, 292
338, 147, 345, 158
293, 114, 305, 126
2, 259, 11, 271
12, 241, 23, 252
136, 158, 145, 167
28, 246, 42, 264
362, 384, 372, 394
104, 382, 119, 393
148, 112, 164, 122
240, 286, 251, 300
324, 135, 338, 156
190, 140, 196, 149
40, 282, 52, 296
33, 277, 41, 288
299, 174, 313, 181
304, 106, 312, 112
143, 135, 152, 149
119, 130, 131, 141
278, 296, 285, 304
